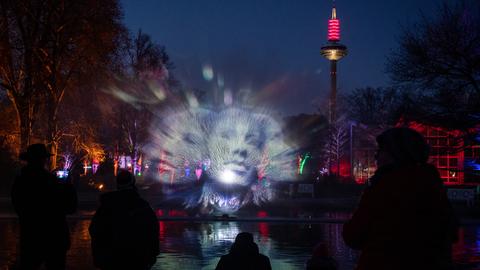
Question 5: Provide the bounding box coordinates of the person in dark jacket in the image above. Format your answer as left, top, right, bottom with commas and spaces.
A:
215, 232, 271, 270
305, 243, 338, 270
343, 127, 458, 270
89, 170, 159, 270
11, 143, 77, 270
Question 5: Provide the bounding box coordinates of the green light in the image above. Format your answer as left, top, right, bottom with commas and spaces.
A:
299, 153, 310, 175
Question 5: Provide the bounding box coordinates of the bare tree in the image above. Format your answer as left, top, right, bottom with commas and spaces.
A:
346, 87, 400, 128
0, 0, 125, 170
110, 30, 175, 173
38, 0, 124, 169
387, 1, 480, 131
0, 0, 45, 150
324, 116, 349, 177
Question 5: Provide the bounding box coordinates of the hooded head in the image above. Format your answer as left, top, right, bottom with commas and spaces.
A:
230, 232, 258, 255
116, 169, 136, 190
376, 127, 430, 166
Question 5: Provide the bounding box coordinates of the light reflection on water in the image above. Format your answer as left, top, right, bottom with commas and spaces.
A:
0, 219, 479, 270
151, 221, 358, 270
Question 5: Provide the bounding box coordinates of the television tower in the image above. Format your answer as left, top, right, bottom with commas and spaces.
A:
321, 2, 347, 123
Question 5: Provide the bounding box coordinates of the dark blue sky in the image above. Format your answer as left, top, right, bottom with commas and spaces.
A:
120, 0, 444, 116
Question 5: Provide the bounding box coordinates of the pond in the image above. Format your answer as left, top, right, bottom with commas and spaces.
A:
0, 218, 479, 270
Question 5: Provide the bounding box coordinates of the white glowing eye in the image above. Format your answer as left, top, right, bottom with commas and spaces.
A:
220, 170, 236, 184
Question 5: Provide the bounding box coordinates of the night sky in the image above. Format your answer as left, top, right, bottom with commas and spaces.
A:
120, 0, 447, 116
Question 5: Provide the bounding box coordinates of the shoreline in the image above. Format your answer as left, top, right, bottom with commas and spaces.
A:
2, 194, 479, 224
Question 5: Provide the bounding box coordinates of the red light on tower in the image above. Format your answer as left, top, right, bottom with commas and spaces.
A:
321, 2, 348, 172
328, 19, 340, 41
320, 2, 348, 124
327, 7, 340, 42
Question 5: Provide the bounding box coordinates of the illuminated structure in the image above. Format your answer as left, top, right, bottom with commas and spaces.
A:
321, 3, 348, 123
146, 106, 297, 213
297, 153, 311, 175
409, 123, 479, 184
350, 121, 480, 185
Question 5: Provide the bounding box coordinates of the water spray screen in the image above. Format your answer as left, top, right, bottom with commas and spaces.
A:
145, 107, 296, 213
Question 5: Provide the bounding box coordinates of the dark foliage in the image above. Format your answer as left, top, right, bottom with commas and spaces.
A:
387, 1, 480, 131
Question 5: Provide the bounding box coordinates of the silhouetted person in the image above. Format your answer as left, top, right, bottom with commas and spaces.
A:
343, 128, 458, 270
306, 243, 337, 270
89, 170, 159, 270
215, 232, 271, 270
11, 144, 77, 270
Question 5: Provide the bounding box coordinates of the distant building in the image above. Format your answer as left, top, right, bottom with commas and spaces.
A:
408, 122, 480, 185
349, 122, 480, 185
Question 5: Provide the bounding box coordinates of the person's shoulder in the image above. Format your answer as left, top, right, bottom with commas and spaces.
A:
122, 189, 150, 205
258, 253, 271, 263
418, 164, 444, 188
17, 165, 45, 177
307, 256, 338, 269
127, 190, 153, 207
102, 190, 152, 208
258, 253, 269, 259
257, 253, 272, 269
139, 198, 154, 211
217, 254, 233, 265
375, 164, 421, 185
13, 168, 27, 184
401, 163, 442, 185
220, 254, 230, 259
47, 171, 60, 183
215, 254, 233, 270
421, 163, 440, 176
100, 191, 122, 204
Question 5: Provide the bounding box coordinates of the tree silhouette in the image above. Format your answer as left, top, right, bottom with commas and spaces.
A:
387, 1, 480, 131
108, 30, 175, 173
324, 116, 349, 177
0, 0, 125, 170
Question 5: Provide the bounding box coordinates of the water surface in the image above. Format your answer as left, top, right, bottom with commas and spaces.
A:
0, 219, 479, 270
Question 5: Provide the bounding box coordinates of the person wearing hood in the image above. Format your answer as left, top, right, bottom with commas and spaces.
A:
305, 242, 338, 270
89, 170, 159, 270
11, 143, 77, 270
215, 232, 271, 270
343, 127, 458, 270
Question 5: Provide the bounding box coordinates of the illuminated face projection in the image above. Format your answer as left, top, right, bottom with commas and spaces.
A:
146, 106, 296, 214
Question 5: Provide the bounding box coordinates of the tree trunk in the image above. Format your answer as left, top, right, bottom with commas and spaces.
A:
14, 99, 33, 152
49, 140, 58, 170
47, 98, 59, 170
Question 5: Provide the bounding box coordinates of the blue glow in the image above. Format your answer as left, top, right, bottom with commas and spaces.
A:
465, 159, 480, 171
56, 170, 69, 179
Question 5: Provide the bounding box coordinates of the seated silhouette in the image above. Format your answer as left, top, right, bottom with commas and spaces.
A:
215, 232, 271, 270
306, 243, 337, 270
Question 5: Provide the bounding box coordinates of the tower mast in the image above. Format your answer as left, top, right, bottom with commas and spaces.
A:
321, 2, 347, 124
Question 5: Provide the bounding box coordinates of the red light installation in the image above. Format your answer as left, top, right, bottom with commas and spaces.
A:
328, 19, 340, 42
257, 210, 268, 218
258, 222, 269, 239
168, 209, 188, 217
159, 221, 165, 240
257, 211, 270, 239
329, 157, 350, 179
407, 122, 465, 184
